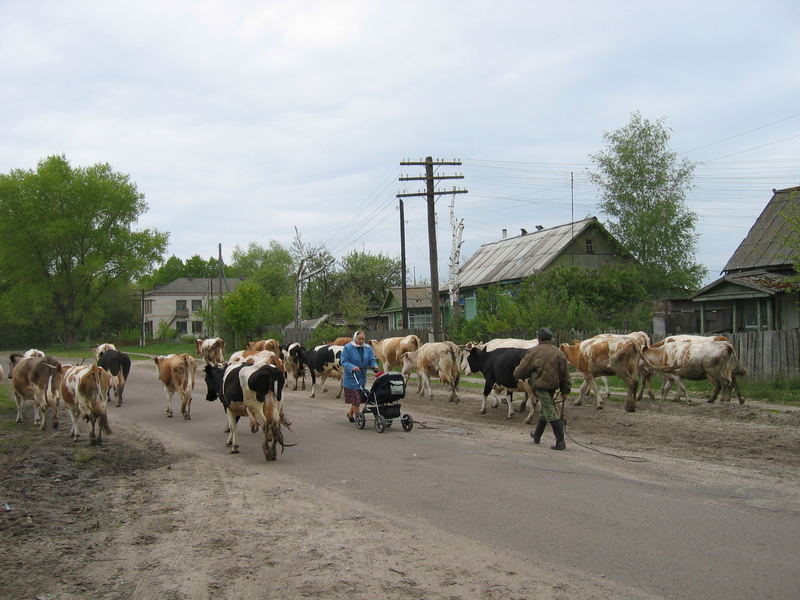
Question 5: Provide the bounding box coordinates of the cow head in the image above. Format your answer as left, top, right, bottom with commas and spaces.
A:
203, 363, 225, 401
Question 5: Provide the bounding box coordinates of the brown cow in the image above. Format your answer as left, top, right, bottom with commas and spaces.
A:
196, 338, 225, 365
246, 339, 281, 354
153, 354, 197, 419
400, 341, 461, 402
329, 337, 352, 346
60, 364, 113, 444
370, 335, 421, 375
11, 355, 63, 430
560, 332, 649, 412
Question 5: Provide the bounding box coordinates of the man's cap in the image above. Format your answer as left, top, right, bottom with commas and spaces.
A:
536, 327, 554, 341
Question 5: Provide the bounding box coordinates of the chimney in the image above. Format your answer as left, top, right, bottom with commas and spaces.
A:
535, 225, 544, 231
501, 229, 507, 239
520, 228, 527, 235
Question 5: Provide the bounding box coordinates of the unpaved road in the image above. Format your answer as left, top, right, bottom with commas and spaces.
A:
3, 359, 800, 600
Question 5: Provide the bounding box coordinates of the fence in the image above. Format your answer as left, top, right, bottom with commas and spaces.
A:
725, 329, 800, 380
281, 327, 433, 346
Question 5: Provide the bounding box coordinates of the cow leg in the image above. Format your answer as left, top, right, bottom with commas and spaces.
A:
163, 388, 175, 417
181, 388, 192, 420
602, 376, 611, 400
588, 375, 604, 409
116, 377, 125, 407
320, 373, 328, 394
480, 380, 494, 414
505, 391, 514, 419
225, 409, 239, 452
573, 379, 587, 406
624, 377, 638, 413
733, 375, 745, 405
522, 381, 538, 424
65, 406, 80, 441
13, 392, 25, 423
335, 382, 343, 399
674, 377, 690, 403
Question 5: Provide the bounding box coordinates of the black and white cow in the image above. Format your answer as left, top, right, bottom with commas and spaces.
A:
203, 362, 289, 460
465, 347, 534, 421
97, 349, 131, 407
306, 344, 344, 398
282, 343, 307, 391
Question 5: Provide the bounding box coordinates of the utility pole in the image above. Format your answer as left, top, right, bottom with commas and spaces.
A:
399, 199, 408, 329
398, 157, 467, 341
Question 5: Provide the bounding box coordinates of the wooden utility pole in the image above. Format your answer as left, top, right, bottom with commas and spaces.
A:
399, 199, 408, 328
398, 157, 467, 341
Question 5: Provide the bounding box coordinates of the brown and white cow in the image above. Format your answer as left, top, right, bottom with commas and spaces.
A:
229, 349, 285, 373
246, 339, 281, 354
371, 335, 421, 375
400, 341, 461, 402
60, 364, 113, 444
195, 337, 225, 366
640, 337, 739, 404
153, 354, 197, 419
97, 349, 132, 407
560, 332, 649, 412
11, 355, 63, 430
560, 339, 611, 405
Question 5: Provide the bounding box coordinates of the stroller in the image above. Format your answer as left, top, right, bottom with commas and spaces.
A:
354, 372, 414, 433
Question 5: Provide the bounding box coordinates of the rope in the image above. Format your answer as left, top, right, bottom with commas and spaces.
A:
561, 422, 649, 462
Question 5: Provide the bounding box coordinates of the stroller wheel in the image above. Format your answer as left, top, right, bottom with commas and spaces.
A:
375, 415, 386, 433
354, 412, 366, 429
401, 414, 414, 432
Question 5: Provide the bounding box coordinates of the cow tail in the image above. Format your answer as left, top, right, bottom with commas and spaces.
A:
184, 354, 195, 391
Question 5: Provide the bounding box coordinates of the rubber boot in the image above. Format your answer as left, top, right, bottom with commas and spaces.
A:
530, 418, 547, 444
550, 419, 566, 450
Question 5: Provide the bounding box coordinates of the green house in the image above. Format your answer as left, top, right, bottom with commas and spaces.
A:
456, 217, 634, 320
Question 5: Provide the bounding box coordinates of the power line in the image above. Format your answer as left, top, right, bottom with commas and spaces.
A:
681, 111, 800, 154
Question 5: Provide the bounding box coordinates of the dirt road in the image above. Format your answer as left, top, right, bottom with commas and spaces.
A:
2, 361, 800, 600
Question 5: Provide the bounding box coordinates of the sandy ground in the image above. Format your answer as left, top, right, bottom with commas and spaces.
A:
2, 374, 800, 600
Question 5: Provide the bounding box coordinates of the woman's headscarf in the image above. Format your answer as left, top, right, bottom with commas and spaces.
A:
352, 330, 365, 347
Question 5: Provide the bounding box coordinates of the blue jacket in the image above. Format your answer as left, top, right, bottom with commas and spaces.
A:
340, 342, 377, 390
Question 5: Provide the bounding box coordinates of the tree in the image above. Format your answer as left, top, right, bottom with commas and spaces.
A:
589, 112, 707, 293
222, 280, 267, 343
0, 155, 168, 345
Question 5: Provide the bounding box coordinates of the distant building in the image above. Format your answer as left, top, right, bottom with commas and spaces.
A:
380, 286, 448, 329
144, 277, 244, 338
457, 217, 635, 319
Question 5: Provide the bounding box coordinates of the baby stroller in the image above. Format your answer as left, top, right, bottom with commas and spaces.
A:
354, 372, 414, 433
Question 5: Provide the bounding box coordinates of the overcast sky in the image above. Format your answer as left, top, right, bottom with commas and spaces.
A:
2, 1, 799, 287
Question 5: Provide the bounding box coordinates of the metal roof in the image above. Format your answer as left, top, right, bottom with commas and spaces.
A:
147, 277, 245, 296
458, 217, 599, 288
724, 186, 800, 273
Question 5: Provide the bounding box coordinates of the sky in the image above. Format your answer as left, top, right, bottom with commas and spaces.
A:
2, 0, 799, 288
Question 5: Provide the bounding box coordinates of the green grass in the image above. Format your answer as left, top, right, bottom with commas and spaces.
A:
1, 341, 196, 361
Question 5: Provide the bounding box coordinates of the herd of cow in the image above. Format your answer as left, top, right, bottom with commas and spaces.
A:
3, 331, 745, 462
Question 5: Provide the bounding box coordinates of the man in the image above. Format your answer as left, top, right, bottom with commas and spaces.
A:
512, 327, 571, 450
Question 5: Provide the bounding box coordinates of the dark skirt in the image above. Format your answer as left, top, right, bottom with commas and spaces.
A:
344, 387, 363, 406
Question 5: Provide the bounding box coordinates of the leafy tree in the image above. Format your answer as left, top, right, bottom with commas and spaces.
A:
0, 155, 168, 345
222, 280, 267, 343
337, 250, 403, 311
147, 256, 186, 287
184, 254, 219, 278
589, 111, 707, 293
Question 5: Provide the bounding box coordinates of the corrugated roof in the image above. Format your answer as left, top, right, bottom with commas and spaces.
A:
148, 277, 245, 295
724, 186, 800, 273
387, 286, 433, 308
458, 218, 598, 288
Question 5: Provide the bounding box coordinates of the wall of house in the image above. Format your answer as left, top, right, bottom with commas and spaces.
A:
551, 230, 631, 270
146, 294, 210, 337
778, 292, 800, 329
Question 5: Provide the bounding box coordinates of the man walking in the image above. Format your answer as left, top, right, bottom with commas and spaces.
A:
513, 327, 571, 450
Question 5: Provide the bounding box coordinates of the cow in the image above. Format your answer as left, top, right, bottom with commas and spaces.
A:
97, 349, 132, 407
204, 361, 288, 460
282, 342, 307, 391
371, 335, 421, 375
560, 339, 611, 405
60, 364, 113, 444
23, 348, 46, 358
246, 339, 281, 354
400, 341, 461, 402
307, 344, 344, 398
640, 338, 739, 404
329, 337, 352, 346
559, 332, 649, 412
465, 346, 534, 420
460, 338, 539, 374
153, 353, 197, 419
0, 360, 4, 380
94, 343, 117, 360
229, 349, 285, 373
195, 337, 225, 366
11, 355, 63, 430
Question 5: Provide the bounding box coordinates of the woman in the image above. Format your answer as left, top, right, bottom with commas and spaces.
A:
340, 330, 380, 422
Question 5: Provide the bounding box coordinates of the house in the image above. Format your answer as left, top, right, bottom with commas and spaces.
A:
456, 217, 634, 319
688, 186, 799, 333
380, 286, 449, 329
144, 277, 244, 338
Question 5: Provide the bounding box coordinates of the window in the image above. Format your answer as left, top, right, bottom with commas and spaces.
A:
176, 300, 187, 311
144, 299, 154, 315
192, 321, 203, 334
191, 299, 203, 312
408, 309, 432, 329
175, 321, 187, 335
585, 239, 594, 253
